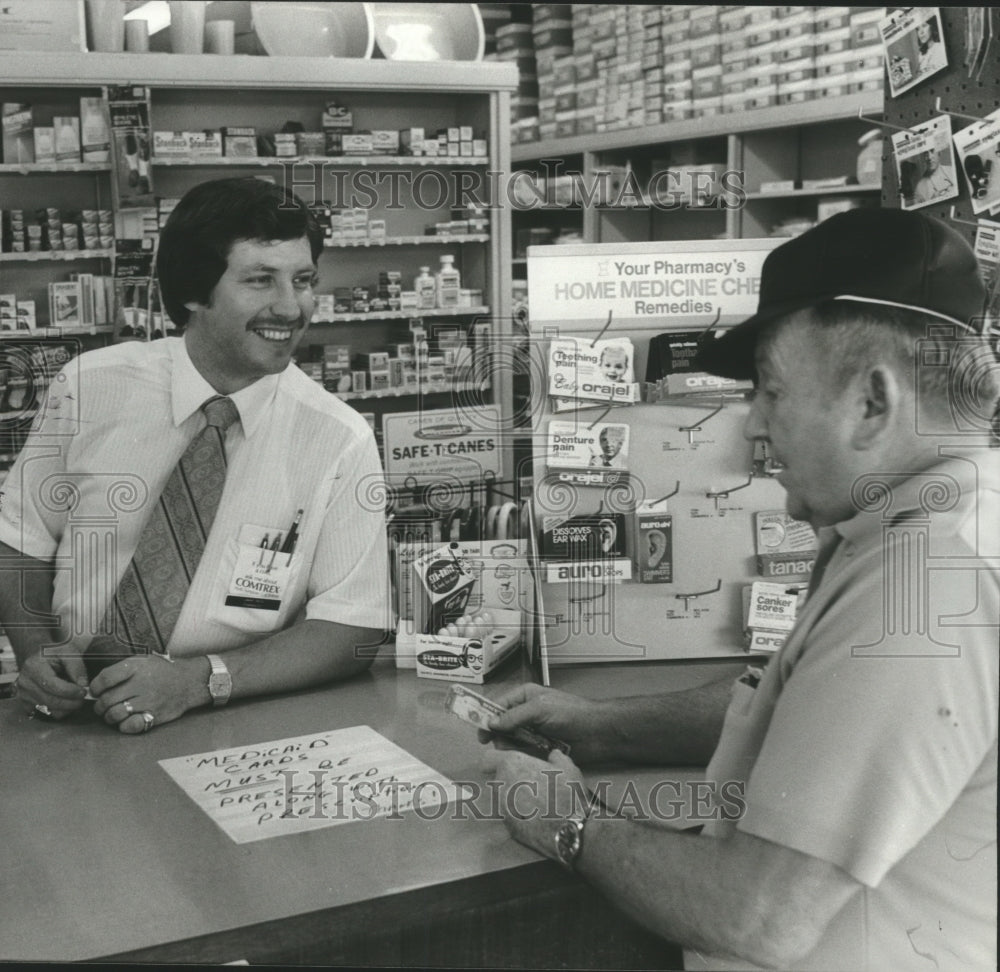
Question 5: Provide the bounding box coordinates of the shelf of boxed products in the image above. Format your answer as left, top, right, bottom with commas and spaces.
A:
511, 90, 884, 165
0, 162, 111, 175
323, 235, 490, 250
334, 378, 490, 403
312, 306, 490, 325
0, 325, 114, 340
152, 155, 490, 168
0, 249, 113, 263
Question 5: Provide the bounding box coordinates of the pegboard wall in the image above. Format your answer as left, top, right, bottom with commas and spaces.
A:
881, 5, 1000, 243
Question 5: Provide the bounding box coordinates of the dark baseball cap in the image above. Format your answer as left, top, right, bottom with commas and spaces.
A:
695, 208, 987, 380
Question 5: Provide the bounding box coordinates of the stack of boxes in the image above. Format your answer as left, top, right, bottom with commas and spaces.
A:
1, 207, 112, 255
532, 5, 573, 141
495, 22, 538, 145
1, 97, 109, 164
153, 104, 487, 162
309, 202, 488, 248
479, 2, 515, 57
311, 268, 484, 324
501, 5, 887, 144
300, 324, 484, 398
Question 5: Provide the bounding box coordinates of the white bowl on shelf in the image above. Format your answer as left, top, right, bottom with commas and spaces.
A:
370, 3, 484, 61
251, 2, 374, 58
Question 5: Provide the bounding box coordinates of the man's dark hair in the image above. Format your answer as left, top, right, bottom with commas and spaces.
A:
157, 177, 323, 327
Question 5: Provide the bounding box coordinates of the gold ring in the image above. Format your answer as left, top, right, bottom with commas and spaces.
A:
141, 711, 155, 732
34, 703, 53, 717
122, 700, 134, 716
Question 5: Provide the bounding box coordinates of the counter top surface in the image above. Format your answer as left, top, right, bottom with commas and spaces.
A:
0, 656, 740, 962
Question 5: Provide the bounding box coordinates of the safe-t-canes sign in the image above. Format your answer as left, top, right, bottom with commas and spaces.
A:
159, 726, 463, 843
382, 406, 502, 484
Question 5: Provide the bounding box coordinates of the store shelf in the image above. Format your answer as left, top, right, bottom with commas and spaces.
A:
0, 249, 112, 263
0, 162, 110, 175
154, 156, 489, 168
2, 50, 514, 472
1, 52, 518, 94
0, 325, 114, 339
324, 235, 489, 249
335, 380, 489, 402
745, 185, 883, 201
313, 306, 490, 324
512, 90, 885, 162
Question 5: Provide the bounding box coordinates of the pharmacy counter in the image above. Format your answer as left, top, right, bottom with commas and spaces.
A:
0, 657, 740, 966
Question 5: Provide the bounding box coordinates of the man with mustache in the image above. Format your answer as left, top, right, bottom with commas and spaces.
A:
0, 178, 389, 732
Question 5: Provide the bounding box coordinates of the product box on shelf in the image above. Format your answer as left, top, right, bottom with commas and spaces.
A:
399, 127, 424, 154
153, 132, 191, 159
294, 132, 324, 157
371, 130, 400, 155
849, 8, 884, 48
815, 7, 851, 32
16, 299, 36, 331
187, 131, 223, 158
321, 101, 352, 131
80, 97, 110, 162
411, 607, 523, 684
2, 104, 34, 164
754, 510, 817, 578
222, 127, 256, 158
0, 0, 86, 52
48, 280, 82, 328
394, 537, 533, 678
274, 132, 297, 157
53, 116, 81, 163
0, 294, 16, 328
342, 133, 374, 155
743, 581, 804, 653
33, 127, 55, 163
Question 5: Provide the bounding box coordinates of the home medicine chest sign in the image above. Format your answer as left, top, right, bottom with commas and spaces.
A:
527, 239, 774, 330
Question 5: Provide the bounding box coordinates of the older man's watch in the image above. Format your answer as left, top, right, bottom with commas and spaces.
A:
206, 654, 232, 707
554, 815, 586, 870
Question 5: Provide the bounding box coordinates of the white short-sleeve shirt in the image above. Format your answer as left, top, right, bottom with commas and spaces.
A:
0, 338, 390, 655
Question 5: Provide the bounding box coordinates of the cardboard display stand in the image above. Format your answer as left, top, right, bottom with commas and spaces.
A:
528, 238, 800, 663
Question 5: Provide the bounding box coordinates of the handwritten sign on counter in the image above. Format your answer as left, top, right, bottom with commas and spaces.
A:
159, 725, 463, 844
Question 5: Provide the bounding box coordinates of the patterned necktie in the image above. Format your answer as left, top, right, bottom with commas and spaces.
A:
86, 395, 240, 671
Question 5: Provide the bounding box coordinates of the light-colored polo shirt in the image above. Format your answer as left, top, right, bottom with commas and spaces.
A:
686, 454, 999, 971
0, 338, 390, 655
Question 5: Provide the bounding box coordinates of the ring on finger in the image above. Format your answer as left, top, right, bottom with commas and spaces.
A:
141, 711, 155, 732
122, 700, 134, 717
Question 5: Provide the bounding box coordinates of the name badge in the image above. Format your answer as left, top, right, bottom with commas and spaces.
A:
225, 523, 292, 611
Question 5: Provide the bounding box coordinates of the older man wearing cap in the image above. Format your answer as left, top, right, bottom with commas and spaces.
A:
483, 209, 998, 971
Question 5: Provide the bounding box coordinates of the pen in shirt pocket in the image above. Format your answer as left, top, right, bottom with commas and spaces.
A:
280, 509, 303, 558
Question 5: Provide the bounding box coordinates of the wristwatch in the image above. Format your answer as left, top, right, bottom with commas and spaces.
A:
554, 814, 587, 870
206, 653, 232, 707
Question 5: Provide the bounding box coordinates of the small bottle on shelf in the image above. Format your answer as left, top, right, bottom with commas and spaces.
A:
415, 266, 436, 310
435, 254, 460, 308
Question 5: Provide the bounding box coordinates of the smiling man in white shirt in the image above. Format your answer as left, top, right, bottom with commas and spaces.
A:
1, 177, 389, 733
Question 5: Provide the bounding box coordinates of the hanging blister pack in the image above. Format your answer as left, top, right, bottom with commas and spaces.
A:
105, 86, 154, 209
